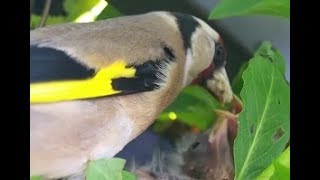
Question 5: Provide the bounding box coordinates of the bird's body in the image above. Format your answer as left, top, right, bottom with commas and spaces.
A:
31, 91, 172, 178
30, 11, 233, 179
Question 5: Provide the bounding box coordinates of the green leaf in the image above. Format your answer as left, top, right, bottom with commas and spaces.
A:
64, 0, 100, 20
232, 41, 287, 96
64, 0, 107, 22
158, 85, 222, 131
86, 158, 126, 180
257, 146, 290, 180
254, 41, 286, 75
231, 61, 248, 96
30, 176, 44, 180
209, 0, 290, 19
96, 3, 123, 20
122, 170, 137, 180
31, 0, 108, 29
234, 57, 290, 179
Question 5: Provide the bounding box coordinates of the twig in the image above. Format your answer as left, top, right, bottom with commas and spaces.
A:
30, 0, 34, 21
39, 0, 52, 27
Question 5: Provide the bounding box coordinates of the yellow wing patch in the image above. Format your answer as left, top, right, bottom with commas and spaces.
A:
30, 60, 136, 104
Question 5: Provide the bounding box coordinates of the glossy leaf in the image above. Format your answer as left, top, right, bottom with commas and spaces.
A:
158, 86, 222, 131
257, 146, 290, 180
64, 0, 102, 21
86, 158, 125, 180
232, 41, 287, 96
231, 62, 248, 96
96, 3, 123, 20
209, 0, 290, 19
254, 41, 286, 75
234, 57, 290, 179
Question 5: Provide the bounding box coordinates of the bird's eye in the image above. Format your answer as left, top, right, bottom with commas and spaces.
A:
213, 43, 226, 69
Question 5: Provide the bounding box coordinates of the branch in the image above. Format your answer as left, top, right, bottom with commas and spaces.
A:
39, 0, 52, 27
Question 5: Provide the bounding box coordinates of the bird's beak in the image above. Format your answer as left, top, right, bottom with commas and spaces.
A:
206, 67, 233, 104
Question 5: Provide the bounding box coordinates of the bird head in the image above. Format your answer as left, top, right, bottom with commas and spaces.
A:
179, 15, 233, 104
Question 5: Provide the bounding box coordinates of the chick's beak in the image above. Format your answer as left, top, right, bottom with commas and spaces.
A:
206, 67, 233, 104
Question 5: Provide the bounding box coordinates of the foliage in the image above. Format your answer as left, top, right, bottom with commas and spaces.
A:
86, 158, 136, 180
156, 86, 224, 132
96, 3, 122, 20
233, 43, 290, 180
209, 0, 290, 19
63, 0, 103, 21
231, 41, 287, 96
30, 0, 119, 29
257, 146, 290, 180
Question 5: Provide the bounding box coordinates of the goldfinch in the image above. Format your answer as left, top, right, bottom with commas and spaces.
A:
30, 11, 233, 179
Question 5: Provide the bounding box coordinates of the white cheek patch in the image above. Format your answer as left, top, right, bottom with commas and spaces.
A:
183, 48, 193, 86
182, 26, 214, 86
193, 17, 220, 42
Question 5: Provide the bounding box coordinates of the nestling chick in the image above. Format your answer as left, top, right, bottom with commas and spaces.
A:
131, 97, 242, 180
30, 11, 233, 179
